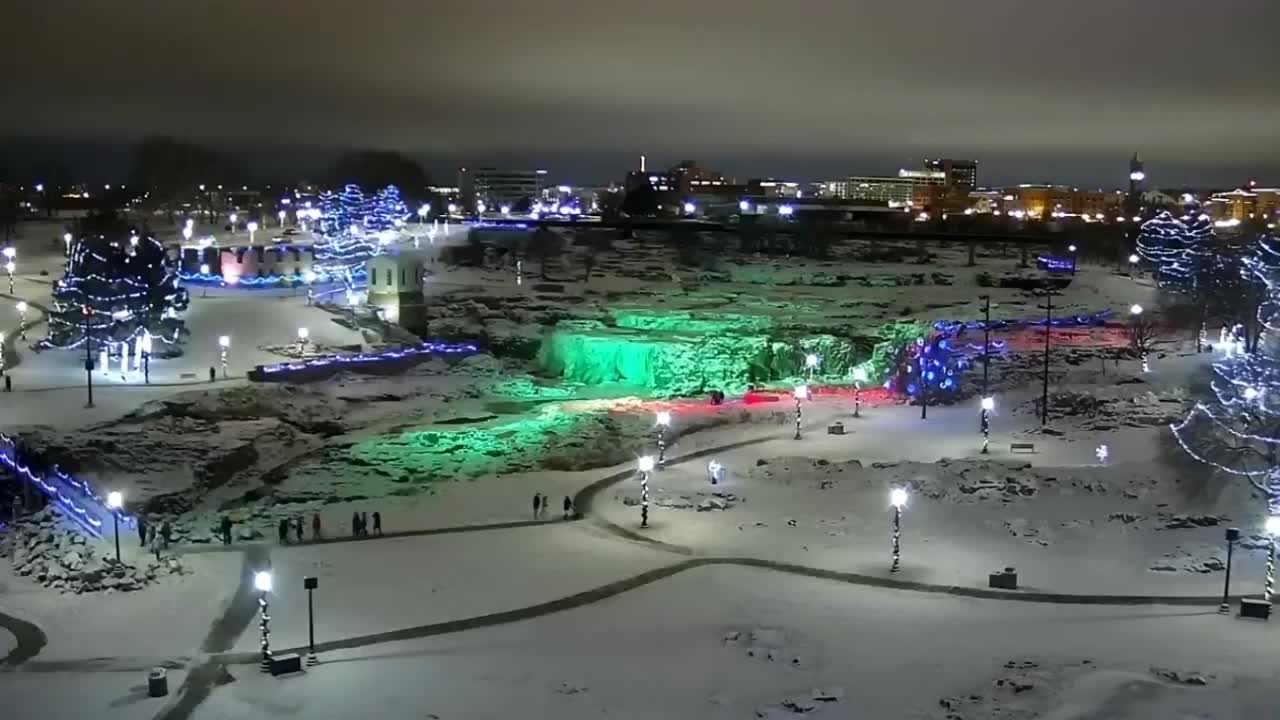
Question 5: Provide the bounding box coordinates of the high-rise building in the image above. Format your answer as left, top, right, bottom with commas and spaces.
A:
923, 158, 978, 189
821, 168, 946, 207
458, 167, 547, 210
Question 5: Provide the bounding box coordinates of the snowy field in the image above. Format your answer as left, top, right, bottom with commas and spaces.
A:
3, 218, 1275, 720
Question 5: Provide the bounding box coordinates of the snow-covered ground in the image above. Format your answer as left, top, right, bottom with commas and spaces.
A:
3, 221, 1269, 719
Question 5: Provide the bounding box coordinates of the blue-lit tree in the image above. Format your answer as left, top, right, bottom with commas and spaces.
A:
1136, 211, 1186, 285
43, 214, 188, 352
314, 184, 380, 277
366, 185, 408, 234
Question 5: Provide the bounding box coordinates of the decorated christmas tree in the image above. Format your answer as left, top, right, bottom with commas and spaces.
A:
314, 184, 380, 277
366, 185, 408, 234
1135, 210, 1186, 285
42, 213, 188, 353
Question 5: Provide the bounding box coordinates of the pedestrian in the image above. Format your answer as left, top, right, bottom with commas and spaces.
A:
278, 517, 289, 544
312, 513, 322, 540
220, 515, 232, 545
352, 511, 361, 538
3, 375, 10, 393
209, 366, 216, 383
294, 516, 304, 543
150, 528, 162, 561
137, 516, 148, 547
161, 520, 172, 550
146, 524, 156, 551
372, 511, 382, 537
532, 493, 541, 519
361, 511, 370, 537
563, 496, 572, 520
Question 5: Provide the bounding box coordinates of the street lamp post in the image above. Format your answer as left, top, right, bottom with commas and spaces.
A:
107, 491, 123, 564
278, 210, 287, 228
1128, 253, 1139, 277
655, 411, 671, 470
1040, 291, 1053, 425
247, 221, 259, 245
304, 576, 319, 666
4, 247, 16, 295
1221, 527, 1240, 614
981, 396, 994, 454
708, 460, 722, 485
637, 455, 654, 528
16, 301, 27, 340
1067, 244, 1078, 275
804, 353, 819, 381
230, 213, 238, 234
1265, 517, 1280, 603
793, 384, 808, 439
1130, 304, 1148, 372
63, 233, 73, 257
296, 327, 309, 355
199, 263, 210, 298
852, 367, 868, 418
255, 570, 274, 673
141, 333, 151, 384
218, 335, 230, 377
890, 488, 908, 573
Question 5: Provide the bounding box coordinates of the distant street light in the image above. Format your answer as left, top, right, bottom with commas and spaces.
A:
500, 205, 511, 216
707, 460, 723, 485
4, 247, 16, 295
980, 396, 994, 454
199, 263, 211, 297
63, 233, 73, 256
804, 353, 819, 381
15, 301, 27, 340
793, 384, 809, 439
637, 455, 654, 528
417, 204, 429, 225
255, 570, 274, 672
852, 367, 868, 417
778, 204, 794, 217
296, 327, 309, 354
447, 203, 458, 215
1067, 244, 1078, 274
182, 226, 193, 243
655, 411, 672, 469
739, 200, 751, 213
247, 221, 259, 244
230, 213, 238, 232
1130, 304, 1149, 372
890, 488, 908, 573
277, 210, 287, 227
682, 201, 696, 215
107, 491, 124, 564
218, 335, 230, 377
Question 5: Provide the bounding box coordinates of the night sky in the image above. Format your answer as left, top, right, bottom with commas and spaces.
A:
3, 0, 1278, 186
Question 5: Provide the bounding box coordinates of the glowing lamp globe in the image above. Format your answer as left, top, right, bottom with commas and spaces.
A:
230, 213, 238, 224
247, 221, 258, 233
253, 571, 273, 593
1128, 254, 1139, 264
1267, 516, 1280, 537
981, 396, 995, 411
448, 203, 458, 214
794, 384, 809, 401
3, 247, 15, 259
739, 200, 750, 212
889, 488, 908, 509
107, 491, 123, 509
218, 335, 230, 348
199, 263, 210, 275
778, 205, 794, 217
303, 270, 317, 284
1068, 244, 1077, 253
1129, 170, 1146, 182
417, 205, 428, 218
297, 327, 309, 340
682, 202, 696, 214
656, 410, 672, 427
182, 227, 193, 241
805, 353, 819, 369
16, 301, 27, 313
500, 205, 511, 215
638, 456, 655, 473
852, 367, 869, 383
1130, 304, 1143, 316
64, 233, 72, 244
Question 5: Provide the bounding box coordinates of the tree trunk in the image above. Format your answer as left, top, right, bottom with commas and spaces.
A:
967, 241, 976, 267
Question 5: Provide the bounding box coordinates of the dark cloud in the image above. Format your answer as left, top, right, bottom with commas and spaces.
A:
3, 0, 1278, 185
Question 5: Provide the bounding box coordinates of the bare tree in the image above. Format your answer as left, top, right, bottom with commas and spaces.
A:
1127, 312, 1167, 371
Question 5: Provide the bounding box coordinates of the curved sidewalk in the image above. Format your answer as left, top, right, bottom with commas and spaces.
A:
0, 608, 47, 667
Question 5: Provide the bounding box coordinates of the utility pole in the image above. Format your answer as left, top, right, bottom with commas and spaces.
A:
1041, 291, 1052, 425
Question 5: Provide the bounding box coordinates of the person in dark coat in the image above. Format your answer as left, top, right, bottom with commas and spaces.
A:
352, 511, 361, 537
137, 516, 148, 547
532, 493, 541, 519
563, 496, 572, 520
294, 517, 304, 542
161, 520, 172, 549
220, 516, 232, 545
372, 511, 382, 536
278, 517, 290, 544
312, 513, 322, 540
361, 511, 370, 537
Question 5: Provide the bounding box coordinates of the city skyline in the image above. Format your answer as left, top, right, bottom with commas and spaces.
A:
3, 1, 1278, 187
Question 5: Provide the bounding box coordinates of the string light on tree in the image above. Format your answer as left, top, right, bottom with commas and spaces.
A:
655, 411, 671, 470
637, 455, 654, 528
889, 488, 908, 573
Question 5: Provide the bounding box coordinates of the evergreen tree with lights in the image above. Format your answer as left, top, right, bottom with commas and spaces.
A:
366, 185, 408, 234
314, 184, 380, 277
42, 212, 188, 354
1136, 210, 1187, 285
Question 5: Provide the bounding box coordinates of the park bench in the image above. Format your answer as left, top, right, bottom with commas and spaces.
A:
1010, 442, 1036, 454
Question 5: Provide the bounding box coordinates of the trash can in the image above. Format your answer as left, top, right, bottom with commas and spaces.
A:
148, 667, 168, 697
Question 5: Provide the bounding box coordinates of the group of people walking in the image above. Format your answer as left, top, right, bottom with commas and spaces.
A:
136, 516, 171, 560
351, 510, 383, 538
533, 493, 575, 521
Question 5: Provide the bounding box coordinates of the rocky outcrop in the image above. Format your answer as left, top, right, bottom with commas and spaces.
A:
1, 509, 187, 593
